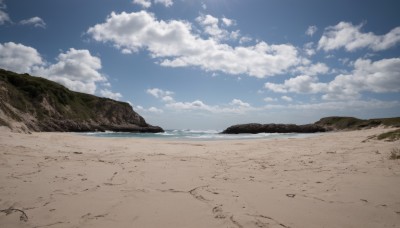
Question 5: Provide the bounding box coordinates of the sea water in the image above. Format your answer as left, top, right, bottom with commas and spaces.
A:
82, 129, 318, 140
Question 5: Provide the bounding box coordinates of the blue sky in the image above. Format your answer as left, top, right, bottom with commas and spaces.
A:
1, 0, 399, 129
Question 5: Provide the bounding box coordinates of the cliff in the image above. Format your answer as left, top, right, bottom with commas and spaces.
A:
0, 69, 163, 133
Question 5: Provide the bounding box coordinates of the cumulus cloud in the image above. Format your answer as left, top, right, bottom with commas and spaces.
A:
0, 42, 43, 73
146, 88, 174, 102
0, 0, 10, 25
20, 16, 46, 28
166, 98, 255, 114
322, 58, 400, 100
196, 14, 231, 41
99, 89, 123, 100
265, 58, 400, 100
167, 100, 213, 112
135, 105, 164, 114
294, 62, 329, 76
230, 99, 250, 107
318, 22, 400, 52
221, 17, 235, 27
0, 42, 121, 97
281, 96, 293, 102
266, 75, 327, 94
146, 87, 255, 114
148, 106, 164, 113
264, 97, 277, 102
154, 0, 173, 7
303, 42, 316, 56
306, 25, 317, 36
282, 99, 399, 111
0, 9, 10, 25
34, 48, 106, 94
87, 11, 301, 78
132, 0, 151, 8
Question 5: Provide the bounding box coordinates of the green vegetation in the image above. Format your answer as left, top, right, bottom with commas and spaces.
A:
377, 129, 400, 142
389, 148, 400, 160
315, 116, 400, 130
0, 68, 152, 132
0, 69, 133, 121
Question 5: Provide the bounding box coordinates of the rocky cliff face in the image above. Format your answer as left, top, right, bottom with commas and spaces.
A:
0, 69, 163, 133
221, 123, 326, 134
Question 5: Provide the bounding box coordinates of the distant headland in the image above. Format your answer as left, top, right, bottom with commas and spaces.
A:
221, 116, 400, 134
0, 69, 164, 133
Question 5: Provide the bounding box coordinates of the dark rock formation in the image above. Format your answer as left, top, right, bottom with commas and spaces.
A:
0, 69, 164, 133
221, 123, 326, 134
222, 116, 400, 134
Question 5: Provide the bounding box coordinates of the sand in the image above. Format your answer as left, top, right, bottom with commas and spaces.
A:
0, 127, 399, 228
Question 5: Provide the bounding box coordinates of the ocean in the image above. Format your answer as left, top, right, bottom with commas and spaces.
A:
82, 129, 319, 140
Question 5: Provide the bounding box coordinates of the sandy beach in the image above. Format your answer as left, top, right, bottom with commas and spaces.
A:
0, 127, 399, 228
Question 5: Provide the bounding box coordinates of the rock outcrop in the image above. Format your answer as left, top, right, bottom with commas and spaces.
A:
222, 116, 400, 134
221, 123, 326, 134
0, 69, 164, 133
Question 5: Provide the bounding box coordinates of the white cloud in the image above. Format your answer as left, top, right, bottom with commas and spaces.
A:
281, 95, 293, 102
133, 0, 151, 8
284, 99, 399, 111
318, 22, 400, 52
0, 0, 10, 25
99, 89, 123, 100
239, 36, 252, 44
20, 16, 46, 28
0, 42, 43, 73
222, 17, 235, 27
135, 105, 163, 114
0, 9, 10, 25
0, 42, 121, 97
148, 106, 164, 113
264, 97, 277, 102
322, 58, 400, 100
230, 99, 250, 107
154, 0, 173, 7
295, 62, 329, 76
87, 11, 301, 78
201, 2, 207, 10
162, 95, 174, 102
167, 100, 213, 112
306, 25, 317, 36
153, 91, 255, 114
303, 42, 316, 56
196, 14, 232, 41
146, 88, 174, 102
265, 58, 400, 101
266, 75, 327, 94
34, 48, 106, 94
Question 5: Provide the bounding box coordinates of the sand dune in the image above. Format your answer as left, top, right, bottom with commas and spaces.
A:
0, 127, 399, 228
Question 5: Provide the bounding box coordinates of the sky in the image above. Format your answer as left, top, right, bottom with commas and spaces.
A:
0, 0, 399, 130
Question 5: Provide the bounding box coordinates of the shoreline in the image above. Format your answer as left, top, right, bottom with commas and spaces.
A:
75, 129, 325, 141
1, 127, 399, 228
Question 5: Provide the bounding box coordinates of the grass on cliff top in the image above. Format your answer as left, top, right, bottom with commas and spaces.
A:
0, 69, 131, 121
377, 129, 400, 142
316, 116, 400, 130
